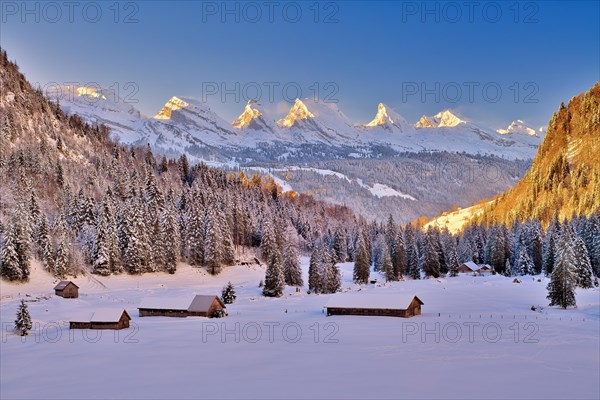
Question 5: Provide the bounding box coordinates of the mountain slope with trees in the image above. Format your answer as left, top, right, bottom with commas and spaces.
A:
0, 49, 359, 282
476, 83, 600, 227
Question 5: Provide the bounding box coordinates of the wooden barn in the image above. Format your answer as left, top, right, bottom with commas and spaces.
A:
69, 309, 131, 330
325, 294, 424, 318
54, 281, 79, 298
138, 295, 225, 318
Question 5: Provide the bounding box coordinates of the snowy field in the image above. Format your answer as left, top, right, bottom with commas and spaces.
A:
1, 259, 599, 399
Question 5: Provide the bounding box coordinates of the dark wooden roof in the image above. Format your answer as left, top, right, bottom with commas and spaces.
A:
54, 281, 79, 290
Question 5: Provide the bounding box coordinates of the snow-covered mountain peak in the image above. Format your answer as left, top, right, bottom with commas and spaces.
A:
416, 110, 466, 128
277, 98, 315, 128
365, 103, 391, 127
435, 110, 466, 127
232, 99, 262, 129
153, 96, 190, 120
365, 103, 394, 125
497, 120, 538, 136
360, 102, 410, 132
75, 86, 107, 100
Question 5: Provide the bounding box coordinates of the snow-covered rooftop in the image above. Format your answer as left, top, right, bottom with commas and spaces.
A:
325, 293, 423, 310
90, 309, 130, 322
188, 295, 223, 312
70, 309, 129, 323
138, 295, 223, 312
138, 296, 196, 311
461, 261, 480, 271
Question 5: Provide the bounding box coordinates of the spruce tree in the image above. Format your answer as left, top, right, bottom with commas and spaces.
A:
332, 227, 347, 263
321, 247, 341, 294
221, 282, 236, 304
263, 250, 285, 297
420, 232, 441, 278
448, 248, 459, 277
186, 203, 204, 265
543, 229, 557, 276
12, 208, 31, 281
392, 229, 407, 279
37, 216, 54, 273
54, 235, 71, 279
407, 241, 421, 280
573, 236, 594, 288
529, 221, 544, 274
382, 246, 395, 282
260, 219, 277, 264
92, 201, 112, 276
14, 300, 32, 336
516, 245, 535, 276
283, 235, 303, 287
1, 227, 23, 281
162, 204, 180, 274
308, 246, 321, 293
353, 235, 370, 284
547, 233, 577, 309
504, 258, 513, 277
218, 210, 235, 266
203, 208, 223, 275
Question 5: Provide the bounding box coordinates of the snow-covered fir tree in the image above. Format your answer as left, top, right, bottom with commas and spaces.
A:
320, 246, 341, 294
263, 249, 285, 297
573, 236, 594, 288
1, 227, 22, 281
203, 208, 223, 275
392, 229, 407, 279
260, 218, 278, 265
161, 202, 180, 274
353, 234, 370, 284
221, 282, 236, 304
282, 233, 303, 287
420, 231, 441, 278
547, 232, 578, 309
448, 248, 459, 277
308, 246, 321, 293
504, 258, 513, 277
543, 221, 558, 276
54, 233, 71, 279
37, 216, 54, 273
382, 246, 395, 282
516, 243, 535, 276
14, 300, 32, 336
331, 226, 347, 263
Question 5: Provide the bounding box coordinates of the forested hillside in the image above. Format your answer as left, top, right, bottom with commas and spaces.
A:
1, 48, 598, 301
476, 83, 600, 227
0, 49, 358, 282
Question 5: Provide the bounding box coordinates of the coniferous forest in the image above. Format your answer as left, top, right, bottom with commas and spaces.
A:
1, 49, 599, 306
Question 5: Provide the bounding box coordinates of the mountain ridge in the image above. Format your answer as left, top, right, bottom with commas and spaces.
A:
49, 86, 543, 161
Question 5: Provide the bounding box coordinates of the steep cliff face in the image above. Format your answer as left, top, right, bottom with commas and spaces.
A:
477, 83, 600, 227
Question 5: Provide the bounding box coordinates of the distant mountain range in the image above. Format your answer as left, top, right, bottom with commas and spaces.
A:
48, 86, 543, 162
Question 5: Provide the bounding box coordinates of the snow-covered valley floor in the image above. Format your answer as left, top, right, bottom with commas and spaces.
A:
1, 259, 598, 399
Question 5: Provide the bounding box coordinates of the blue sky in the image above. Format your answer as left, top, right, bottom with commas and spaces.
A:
1, 1, 599, 130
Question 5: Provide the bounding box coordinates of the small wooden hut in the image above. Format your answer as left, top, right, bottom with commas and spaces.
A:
69, 309, 131, 330
54, 281, 79, 298
457, 261, 480, 273
325, 294, 424, 318
138, 295, 226, 318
